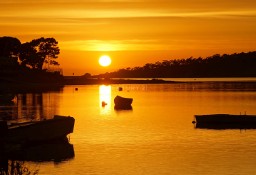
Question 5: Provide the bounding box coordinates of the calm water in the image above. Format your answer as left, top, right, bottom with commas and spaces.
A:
2, 81, 256, 175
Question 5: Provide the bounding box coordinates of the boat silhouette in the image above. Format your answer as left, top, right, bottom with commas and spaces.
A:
194, 114, 256, 130
0, 115, 75, 144
114, 95, 133, 110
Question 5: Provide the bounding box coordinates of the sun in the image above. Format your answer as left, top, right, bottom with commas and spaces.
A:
99, 55, 111, 67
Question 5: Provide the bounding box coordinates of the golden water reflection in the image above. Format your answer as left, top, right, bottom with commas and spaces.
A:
99, 85, 111, 115
0, 93, 59, 121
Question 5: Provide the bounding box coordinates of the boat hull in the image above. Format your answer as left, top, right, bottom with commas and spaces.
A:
1, 115, 75, 143
195, 114, 256, 124
195, 122, 256, 129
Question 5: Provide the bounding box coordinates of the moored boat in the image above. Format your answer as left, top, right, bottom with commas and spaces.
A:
114, 95, 133, 110
0, 115, 75, 143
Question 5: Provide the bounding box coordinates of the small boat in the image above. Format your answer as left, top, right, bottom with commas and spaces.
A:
0, 115, 75, 143
114, 95, 133, 110
194, 114, 256, 124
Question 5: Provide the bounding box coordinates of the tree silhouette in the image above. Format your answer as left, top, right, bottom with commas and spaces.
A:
19, 42, 38, 69
0, 36, 21, 60
20, 37, 60, 70
0, 36, 21, 72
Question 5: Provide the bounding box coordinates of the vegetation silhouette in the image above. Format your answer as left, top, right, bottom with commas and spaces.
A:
0, 160, 39, 175
97, 51, 256, 78
0, 36, 60, 72
0, 36, 63, 92
19, 37, 59, 70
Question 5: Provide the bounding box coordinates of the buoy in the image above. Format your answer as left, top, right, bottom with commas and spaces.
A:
118, 87, 123, 91
102, 101, 107, 107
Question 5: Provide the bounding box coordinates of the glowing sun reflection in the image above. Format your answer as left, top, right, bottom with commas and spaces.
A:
99, 85, 111, 115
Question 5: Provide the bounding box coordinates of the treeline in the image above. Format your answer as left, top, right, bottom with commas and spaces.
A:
0, 36, 62, 83
98, 51, 256, 78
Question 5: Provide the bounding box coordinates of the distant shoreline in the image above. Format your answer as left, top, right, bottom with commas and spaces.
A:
63, 77, 177, 85
63, 77, 256, 85
1, 77, 256, 93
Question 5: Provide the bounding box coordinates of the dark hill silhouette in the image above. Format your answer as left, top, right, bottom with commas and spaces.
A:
96, 51, 256, 78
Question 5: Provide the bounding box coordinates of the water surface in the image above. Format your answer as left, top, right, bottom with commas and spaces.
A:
1, 82, 256, 175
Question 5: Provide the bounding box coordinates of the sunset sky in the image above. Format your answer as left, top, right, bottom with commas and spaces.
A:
1, 0, 256, 75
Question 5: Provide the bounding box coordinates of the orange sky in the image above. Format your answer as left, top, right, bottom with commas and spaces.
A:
1, 0, 256, 75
